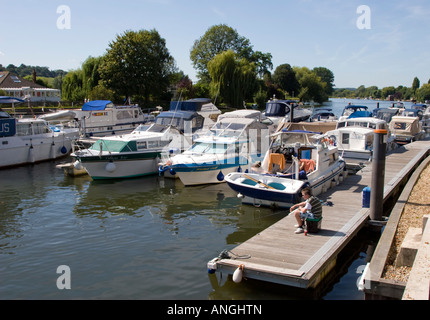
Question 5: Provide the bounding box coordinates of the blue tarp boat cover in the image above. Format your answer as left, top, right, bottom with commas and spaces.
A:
82, 100, 113, 111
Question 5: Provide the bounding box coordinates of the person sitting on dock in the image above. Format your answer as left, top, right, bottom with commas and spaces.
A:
289, 187, 322, 234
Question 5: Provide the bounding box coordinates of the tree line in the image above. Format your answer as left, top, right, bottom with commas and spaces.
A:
333, 76, 430, 102
2, 24, 429, 107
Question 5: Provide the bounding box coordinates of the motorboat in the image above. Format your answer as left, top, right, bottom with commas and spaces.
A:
224, 129, 346, 208
0, 111, 79, 169
71, 123, 191, 180
264, 99, 312, 126
326, 117, 395, 160
409, 104, 430, 133
155, 99, 221, 134
338, 105, 372, 121
309, 108, 338, 122
39, 100, 154, 138
159, 111, 268, 186
389, 115, 425, 145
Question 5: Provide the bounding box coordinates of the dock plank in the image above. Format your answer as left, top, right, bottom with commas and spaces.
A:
213, 141, 430, 288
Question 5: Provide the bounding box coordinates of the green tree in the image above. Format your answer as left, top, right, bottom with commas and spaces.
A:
190, 24, 271, 82
313, 67, 335, 96
272, 64, 300, 97
293, 67, 328, 103
207, 50, 257, 107
82, 56, 103, 97
100, 29, 176, 103
412, 77, 420, 94
416, 84, 430, 102
62, 69, 85, 102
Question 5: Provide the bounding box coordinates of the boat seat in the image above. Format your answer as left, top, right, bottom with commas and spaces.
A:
268, 153, 285, 173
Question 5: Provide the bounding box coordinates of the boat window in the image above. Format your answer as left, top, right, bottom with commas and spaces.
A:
148, 140, 159, 149
137, 141, 147, 149
337, 122, 345, 128
117, 110, 134, 120
342, 133, 350, 145
393, 122, 406, 130
16, 123, 32, 136
134, 124, 152, 132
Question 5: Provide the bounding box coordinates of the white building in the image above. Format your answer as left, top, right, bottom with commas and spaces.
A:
0, 71, 61, 103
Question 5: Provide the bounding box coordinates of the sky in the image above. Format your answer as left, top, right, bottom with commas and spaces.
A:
1, 0, 429, 89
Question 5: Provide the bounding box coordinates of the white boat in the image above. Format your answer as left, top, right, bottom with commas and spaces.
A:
326, 117, 394, 160
71, 123, 191, 180
389, 115, 425, 145
39, 100, 154, 138
338, 105, 372, 121
224, 130, 346, 208
0, 111, 79, 169
159, 111, 268, 186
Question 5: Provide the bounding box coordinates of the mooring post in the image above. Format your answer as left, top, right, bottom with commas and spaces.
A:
370, 129, 388, 221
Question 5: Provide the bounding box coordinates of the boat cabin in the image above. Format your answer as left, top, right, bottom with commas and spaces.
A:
155, 110, 204, 134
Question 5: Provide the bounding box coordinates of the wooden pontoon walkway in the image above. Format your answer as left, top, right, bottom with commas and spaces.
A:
210, 140, 430, 289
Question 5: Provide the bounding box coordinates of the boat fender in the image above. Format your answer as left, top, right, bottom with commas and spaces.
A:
233, 264, 245, 283
217, 171, 224, 182
237, 193, 244, 199
159, 165, 169, 174
169, 168, 176, 176
74, 160, 83, 171
237, 166, 242, 173
106, 161, 116, 173
61, 146, 68, 154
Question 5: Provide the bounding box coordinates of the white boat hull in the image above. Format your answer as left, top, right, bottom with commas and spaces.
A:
0, 134, 75, 168
175, 165, 244, 186
81, 157, 159, 180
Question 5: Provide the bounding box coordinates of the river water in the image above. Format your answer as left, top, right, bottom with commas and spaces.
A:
0, 99, 412, 300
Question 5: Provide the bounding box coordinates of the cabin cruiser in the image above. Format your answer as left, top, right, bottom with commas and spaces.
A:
326, 117, 395, 160
71, 123, 191, 180
224, 129, 346, 208
264, 99, 312, 126
0, 110, 79, 169
39, 100, 153, 138
159, 110, 268, 186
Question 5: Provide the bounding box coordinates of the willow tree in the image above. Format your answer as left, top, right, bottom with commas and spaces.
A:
208, 50, 257, 107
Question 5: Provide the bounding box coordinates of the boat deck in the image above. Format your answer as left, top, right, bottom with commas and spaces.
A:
210, 140, 430, 288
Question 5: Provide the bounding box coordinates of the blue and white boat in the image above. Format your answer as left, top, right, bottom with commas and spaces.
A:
338, 105, 372, 121
159, 111, 268, 186
224, 130, 346, 208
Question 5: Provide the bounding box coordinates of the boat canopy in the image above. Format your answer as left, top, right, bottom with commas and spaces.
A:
82, 100, 114, 111
89, 139, 138, 153
155, 110, 204, 133
169, 98, 212, 112
389, 116, 421, 136
265, 100, 291, 117
348, 110, 373, 118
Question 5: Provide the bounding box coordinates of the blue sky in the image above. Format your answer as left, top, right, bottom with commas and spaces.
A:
1, 0, 429, 89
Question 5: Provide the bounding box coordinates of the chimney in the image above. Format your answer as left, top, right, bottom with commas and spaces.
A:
32, 69, 37, 83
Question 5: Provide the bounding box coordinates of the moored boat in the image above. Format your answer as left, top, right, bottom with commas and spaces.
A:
72, 123, 191, 180
224, 129, 346, 208
0, 111, 79, 169
159, 112, 268, 186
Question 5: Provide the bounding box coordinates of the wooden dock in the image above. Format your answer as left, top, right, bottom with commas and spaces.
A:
209, 140, 430, 289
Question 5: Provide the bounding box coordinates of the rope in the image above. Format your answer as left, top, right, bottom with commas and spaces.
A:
218, 249, 251, 260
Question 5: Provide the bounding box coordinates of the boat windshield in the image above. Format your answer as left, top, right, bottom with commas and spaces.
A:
187, 141, 236, 155
133, 123, 167, 133
273, 132, 315, 148
210, 122, 246, 138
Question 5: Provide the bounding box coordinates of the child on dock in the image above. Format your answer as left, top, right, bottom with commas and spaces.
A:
289, 187, 322, 234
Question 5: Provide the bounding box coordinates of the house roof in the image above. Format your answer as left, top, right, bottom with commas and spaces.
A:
0, 71, 47, 89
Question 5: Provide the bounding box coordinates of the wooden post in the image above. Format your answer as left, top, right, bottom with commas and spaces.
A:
370, 129, 387, 221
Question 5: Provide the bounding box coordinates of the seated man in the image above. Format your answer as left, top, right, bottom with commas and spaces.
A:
289, 187, 322, 234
